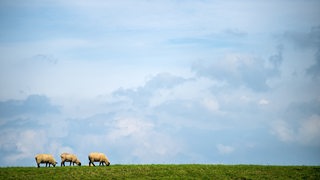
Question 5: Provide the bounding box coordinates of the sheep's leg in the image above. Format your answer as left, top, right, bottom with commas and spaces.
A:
89, 161, 93, 166
37, 163, 40, 168
69, 161, 72, 166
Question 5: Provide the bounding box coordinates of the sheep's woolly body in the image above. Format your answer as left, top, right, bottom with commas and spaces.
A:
60, 153, 81, 166
88, 152, 110, 166
35, 154, 57, 168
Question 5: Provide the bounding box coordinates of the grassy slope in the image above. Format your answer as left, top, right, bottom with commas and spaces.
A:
0, 164, 319, 179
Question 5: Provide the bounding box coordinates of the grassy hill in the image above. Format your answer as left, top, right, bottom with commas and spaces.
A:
0, 164, 319, 179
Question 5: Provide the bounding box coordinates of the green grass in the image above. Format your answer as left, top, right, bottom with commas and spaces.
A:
0, 164, 319, 179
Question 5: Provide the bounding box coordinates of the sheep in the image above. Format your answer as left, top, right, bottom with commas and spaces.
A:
60, 153, 81, 166
35, 154, 57, 168
88, 152, 110, 166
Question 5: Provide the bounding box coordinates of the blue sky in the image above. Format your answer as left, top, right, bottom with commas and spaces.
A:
0, 0, 320, 166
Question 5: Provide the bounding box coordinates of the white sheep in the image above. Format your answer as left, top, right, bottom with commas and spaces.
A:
60, 153, 81, 166
35, 154, 57, 168
88, 152, 110, 166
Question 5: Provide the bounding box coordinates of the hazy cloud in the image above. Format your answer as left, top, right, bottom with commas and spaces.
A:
272, 99, 320, 147
1, 0, 320, 166
0, 95, 59, 118
258, 99, 269, 105
32, 54, 58, 65
216, 144, 235, 155
106, 117, 182, 163
272, 115, 320, 147
113, 73, 187, 107
224, 28, 247, 37
191, 50, 282, 92
283, 26, 320, 49
282, 26, 320, 79
306, 49, 320, 79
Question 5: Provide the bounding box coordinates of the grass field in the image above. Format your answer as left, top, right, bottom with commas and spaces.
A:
0, 164, 319, 179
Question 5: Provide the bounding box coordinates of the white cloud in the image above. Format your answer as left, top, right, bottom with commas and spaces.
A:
149, 76, 217, 107
192, 52, 281, 92
271, 120, 295, 142
272, 115, 320, 146
240, 95, 252, 103
0, 129, 48, 165
1, 0, 320, 166
297, 115, 320, 146
259, 99, 269, 105
202, 98, 220, 113
216, 144, 234, 155
105, 117, 182, 163
107, 117, 154, 140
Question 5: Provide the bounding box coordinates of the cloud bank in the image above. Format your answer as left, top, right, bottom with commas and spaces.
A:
0, 0, 320, 166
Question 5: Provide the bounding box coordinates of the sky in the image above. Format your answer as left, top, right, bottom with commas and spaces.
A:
0, 0, 320, 166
